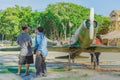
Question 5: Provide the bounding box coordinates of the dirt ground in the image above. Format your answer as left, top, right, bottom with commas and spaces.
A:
0, 51, 120, 80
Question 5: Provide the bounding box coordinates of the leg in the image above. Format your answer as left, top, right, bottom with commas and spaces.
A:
17, 64, 22, 75
16, 55, 25, 75
95, 52, 101, 66
70, 53, 76, 63
35, 56, 41, 75
35, 51, 42, 76
25, 64, 30, 75
91, 53, 96, 69
90, 53, 94, 64
25, 55, 33, 76
90, 53, 94, 69
41, 57, 47, 77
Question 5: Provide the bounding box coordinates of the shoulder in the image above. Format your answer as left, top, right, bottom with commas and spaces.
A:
23, 33, 30, 38
17, 33, 22, 38
35, 34, 41, 40
39, 33, 44, 36
37, 33, 44, 37
36, 34, 40, 37
25, 33, 29, 36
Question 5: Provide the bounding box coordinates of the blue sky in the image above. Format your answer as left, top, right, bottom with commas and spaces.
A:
0, 0, 120, 16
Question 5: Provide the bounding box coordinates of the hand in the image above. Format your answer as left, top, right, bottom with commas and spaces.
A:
28, 43, 32, 46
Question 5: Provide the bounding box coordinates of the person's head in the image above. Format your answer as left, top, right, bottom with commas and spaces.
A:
96, 34, 102, 43
37, 26, 44, 33
32, 28, 37, 34
96, 34, 101, 39
22, 25, 29, 32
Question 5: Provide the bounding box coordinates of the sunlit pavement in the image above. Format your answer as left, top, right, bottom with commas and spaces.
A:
0, 51, 120, 80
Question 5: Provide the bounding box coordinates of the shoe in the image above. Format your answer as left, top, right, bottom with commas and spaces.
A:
25, 73, 30, 76
42, 73, 47, 77
16, 73, 20, 76
36, 74, 42, 77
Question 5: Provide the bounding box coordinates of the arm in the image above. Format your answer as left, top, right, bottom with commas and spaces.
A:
16, 35, 19, 45
35, 34, 42, 51
28, 35, 32, 46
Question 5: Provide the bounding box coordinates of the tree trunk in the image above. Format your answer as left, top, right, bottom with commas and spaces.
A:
64, 29, 66, 40
2, 34, 4, 43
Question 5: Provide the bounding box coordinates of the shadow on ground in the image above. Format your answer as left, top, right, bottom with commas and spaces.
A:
0, 65, 36, 80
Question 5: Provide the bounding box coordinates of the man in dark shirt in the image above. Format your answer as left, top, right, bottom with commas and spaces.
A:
16, 25, 33, 76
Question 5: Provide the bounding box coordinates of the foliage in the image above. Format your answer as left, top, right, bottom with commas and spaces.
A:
0, 2, 111, 45
41, 2, 90, 40
95, 14, 111, 34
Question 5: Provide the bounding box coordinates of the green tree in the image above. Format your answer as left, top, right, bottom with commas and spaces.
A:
0, 2, 111, 45
41, 2, 90, 40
